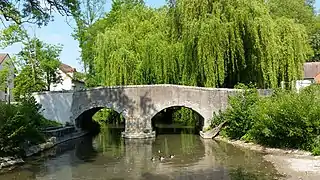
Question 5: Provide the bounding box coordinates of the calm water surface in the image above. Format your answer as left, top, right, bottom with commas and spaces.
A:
0, 128, 283, 180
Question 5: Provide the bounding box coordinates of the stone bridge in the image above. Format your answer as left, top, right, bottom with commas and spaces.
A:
33, 84, 271, 139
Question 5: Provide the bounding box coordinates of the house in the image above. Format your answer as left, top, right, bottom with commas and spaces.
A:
303, 62, 320, 83
50, 63, 85, 91
0, 53, 15, 102
296, 62, 320, 92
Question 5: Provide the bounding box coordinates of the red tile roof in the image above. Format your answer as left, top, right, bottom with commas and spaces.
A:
0, 53, 9, 65
304, 62, 320, 79
59, 63, 76, 74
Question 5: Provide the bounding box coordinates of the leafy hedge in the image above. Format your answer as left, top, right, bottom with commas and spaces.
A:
0, 97, 60, 157
213, 84, 320, 155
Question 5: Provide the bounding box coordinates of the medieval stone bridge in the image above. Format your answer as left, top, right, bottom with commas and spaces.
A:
33, 84, 271, 139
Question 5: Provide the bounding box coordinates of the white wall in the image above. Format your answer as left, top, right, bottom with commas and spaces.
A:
50, 69, 85, 91
296, 79, 313, 92
0, 56, 15, 102
0, 61, 4, 101
33, 92, 74, 125
50, 69, 73, 91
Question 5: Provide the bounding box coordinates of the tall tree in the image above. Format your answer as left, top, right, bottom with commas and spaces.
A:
266, 0, 320, 62
267, 0, 315, 29
310, 24, 320, 61
14, 37, 62, 99
72, 0, 106, 76
72, 0, 145, 81
86, 0, 309, 89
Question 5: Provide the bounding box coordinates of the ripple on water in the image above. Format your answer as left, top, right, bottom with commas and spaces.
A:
0, 129, 283, 180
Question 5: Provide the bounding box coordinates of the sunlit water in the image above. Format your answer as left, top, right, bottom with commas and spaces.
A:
0, 128, 283, 180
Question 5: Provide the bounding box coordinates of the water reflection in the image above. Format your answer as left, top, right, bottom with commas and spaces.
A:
0, 127, 283, 180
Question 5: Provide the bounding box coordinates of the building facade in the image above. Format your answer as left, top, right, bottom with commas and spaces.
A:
296, 62, 320, 92
0, 53, 15, 102
50, 63, 85, 91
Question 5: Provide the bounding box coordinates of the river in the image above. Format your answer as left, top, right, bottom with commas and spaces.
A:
0, 128, 283, 180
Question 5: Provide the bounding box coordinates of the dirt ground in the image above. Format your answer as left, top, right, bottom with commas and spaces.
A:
215, 136, 320, 180
264, 154, 320, 180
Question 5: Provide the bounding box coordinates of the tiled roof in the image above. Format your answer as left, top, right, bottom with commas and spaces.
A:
0, 53, 9, 65
59, 63, 76, 73
304, 62, 320, 78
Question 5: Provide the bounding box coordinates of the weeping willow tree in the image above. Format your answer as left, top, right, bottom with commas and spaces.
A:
92, 3, 182, 86
86, 0, 311, 127
91, 0, 310, 88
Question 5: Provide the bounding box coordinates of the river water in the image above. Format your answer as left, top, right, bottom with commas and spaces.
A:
0, 128, 283, 180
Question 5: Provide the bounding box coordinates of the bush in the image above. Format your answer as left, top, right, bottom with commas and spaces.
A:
212, 83, 260, 140
40, 118, 62, 129
0, 96, 59, 157
213, 84, 320, 155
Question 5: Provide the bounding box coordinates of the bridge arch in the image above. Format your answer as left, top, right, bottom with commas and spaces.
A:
145, 100, 213, 132
150, 105, 205, 132
149, 104, 205, 121
71, 103, 127, 130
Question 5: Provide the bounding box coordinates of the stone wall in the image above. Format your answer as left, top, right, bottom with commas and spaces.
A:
33, 91, 73, 125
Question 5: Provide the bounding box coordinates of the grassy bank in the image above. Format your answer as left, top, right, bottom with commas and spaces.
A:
212, 84, 320, 155
0, 97, 61, 157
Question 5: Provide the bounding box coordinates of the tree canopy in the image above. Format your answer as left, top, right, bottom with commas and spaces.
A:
0, 0, 79, 26
0, 0, 80, 48
14, 37, 62, 100
75, 0, 311, 89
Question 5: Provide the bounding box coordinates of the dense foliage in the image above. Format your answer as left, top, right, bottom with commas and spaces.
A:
13, 38, 62, 100
265, 0, 320, 62
213, 84, 320, 155
76, 0, 311, 89
0, 96, 60, 157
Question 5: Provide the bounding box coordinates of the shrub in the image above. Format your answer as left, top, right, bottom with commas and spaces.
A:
213, 84, 320, 154
0, 96, 59, 157
212, 83, 260, 140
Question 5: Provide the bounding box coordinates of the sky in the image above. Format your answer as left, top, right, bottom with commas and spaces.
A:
2, 0, 320, 72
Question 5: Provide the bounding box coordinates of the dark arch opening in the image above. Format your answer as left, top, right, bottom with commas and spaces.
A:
151, 106, 204, 135
75, 107, 125, 135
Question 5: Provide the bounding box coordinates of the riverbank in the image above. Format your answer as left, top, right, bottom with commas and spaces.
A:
0, 130, 88, 171
215, 136, 320, 180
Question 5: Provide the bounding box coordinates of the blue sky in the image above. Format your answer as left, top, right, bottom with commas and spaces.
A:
2, 0, 320, 72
